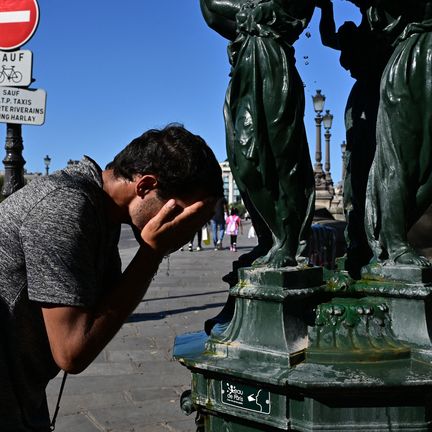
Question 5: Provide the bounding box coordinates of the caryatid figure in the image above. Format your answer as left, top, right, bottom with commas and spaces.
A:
200, 0, 315, 268
317, 0, 392, 278
365, 0, 432, 267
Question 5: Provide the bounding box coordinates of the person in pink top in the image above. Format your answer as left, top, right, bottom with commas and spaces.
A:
225, 207, 243, 252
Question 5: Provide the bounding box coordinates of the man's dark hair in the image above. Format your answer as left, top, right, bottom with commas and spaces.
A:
106, 124, 223, 199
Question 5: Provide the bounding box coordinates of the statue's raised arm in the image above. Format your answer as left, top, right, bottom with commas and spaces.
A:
199, 0, 242, 40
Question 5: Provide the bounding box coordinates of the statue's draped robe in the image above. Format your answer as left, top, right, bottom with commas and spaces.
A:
366, 14, 432, 261
224, 0, 314, 261
339, 7, 393, 276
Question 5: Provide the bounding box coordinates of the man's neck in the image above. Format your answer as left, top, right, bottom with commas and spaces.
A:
102, 170, 134, 225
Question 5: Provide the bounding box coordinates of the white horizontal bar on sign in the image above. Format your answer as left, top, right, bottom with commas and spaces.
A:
0, 11, 31, 24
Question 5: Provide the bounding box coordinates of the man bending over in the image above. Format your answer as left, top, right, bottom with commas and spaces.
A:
0, 124, 223, 431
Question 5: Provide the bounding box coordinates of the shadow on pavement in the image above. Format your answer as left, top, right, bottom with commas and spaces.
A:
143, 289, 228, 303
126, 302, 227, 323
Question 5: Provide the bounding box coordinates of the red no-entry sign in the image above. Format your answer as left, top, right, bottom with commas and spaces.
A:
0, 0, 39, 51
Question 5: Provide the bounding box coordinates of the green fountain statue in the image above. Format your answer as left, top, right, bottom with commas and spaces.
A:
365, 0, 432, 268
316, 0, 393, 279
200, 0, 315, 268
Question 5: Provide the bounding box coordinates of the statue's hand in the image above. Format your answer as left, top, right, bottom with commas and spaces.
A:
251, 1, 274, 23
316, 0, 332, 9
237, 0, 274, 34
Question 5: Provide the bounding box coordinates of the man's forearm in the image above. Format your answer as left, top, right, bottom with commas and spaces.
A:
96, 245, 163, 328
42, 245, 164, 374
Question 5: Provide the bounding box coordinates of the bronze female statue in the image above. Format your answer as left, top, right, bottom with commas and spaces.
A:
200, 0, 315, 268
365, 0, 432, 267
317, 0, 392, 278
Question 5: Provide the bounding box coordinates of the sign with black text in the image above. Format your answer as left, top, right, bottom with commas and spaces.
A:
0, 86, 46, 125
0, 50, 32, 87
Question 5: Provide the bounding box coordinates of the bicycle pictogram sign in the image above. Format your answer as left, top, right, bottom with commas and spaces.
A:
0, 66, 23, 84
0, 50, 32, 87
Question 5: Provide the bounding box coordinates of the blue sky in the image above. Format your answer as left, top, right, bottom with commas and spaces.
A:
0, 0, 361, 182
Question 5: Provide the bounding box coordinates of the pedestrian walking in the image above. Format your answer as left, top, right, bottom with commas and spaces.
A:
188, 229, 203, 251
211, 197, 228, 250
226, 207, 243, 252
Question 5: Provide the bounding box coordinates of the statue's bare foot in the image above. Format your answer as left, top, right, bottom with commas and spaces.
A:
253, 246, 296, 268
394, 250, 431, 267
268, 248, 297, 268
252, 241, 278, 266
237, 244, 271, 267
252, 253, 271, 267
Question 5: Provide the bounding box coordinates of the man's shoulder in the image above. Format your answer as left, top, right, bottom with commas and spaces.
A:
32, 158, 103, 209
0, 160, 105, 231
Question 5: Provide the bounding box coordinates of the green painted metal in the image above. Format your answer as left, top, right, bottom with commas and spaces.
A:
174, 264, 432, 431
307, 297, 410, 363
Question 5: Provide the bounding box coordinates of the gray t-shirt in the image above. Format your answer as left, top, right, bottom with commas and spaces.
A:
0, 157, 121, 431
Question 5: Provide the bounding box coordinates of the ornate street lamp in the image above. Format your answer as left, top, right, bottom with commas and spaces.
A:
322, 109, 333, 173
44, 154, 51, 176
322, 109, 333, 129
312, 89, 326, 113
341, 140, 347, 181
312, 90, 326, 178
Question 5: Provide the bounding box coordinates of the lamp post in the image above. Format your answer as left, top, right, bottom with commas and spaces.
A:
2, 123, 25, 198
44, 154, 51, 176
312, 90, 326, 182
341, 140, 347, 181
322, 109, 334, 193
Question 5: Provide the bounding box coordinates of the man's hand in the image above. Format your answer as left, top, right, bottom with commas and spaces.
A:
141, 198, 216, 256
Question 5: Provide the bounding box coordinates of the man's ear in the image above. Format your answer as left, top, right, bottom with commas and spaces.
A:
136, 175, 158, 198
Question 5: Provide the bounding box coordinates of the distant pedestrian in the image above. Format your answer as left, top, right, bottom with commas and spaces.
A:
188, 229, 202, 251
211, 197, 228, 250
226, 207, 243, 252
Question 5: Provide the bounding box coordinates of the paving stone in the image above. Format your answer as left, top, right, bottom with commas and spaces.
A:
77, 361, 137, 377
165, 417, 201, 432
51, 413, 102, 432
107, 348, 166, 362
128, 386, 183, 403
104, 335, 159, 351
49, 391, 132, 416
47, 374, 154, 397
110, 424, 178, 432
86, 399, 194, 430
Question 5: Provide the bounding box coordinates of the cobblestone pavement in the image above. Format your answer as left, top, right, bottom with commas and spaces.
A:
47, 222, 257, 432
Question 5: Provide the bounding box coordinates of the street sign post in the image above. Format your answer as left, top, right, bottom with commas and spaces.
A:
0, 0, 41, 200
0, 86, 46, 125
0, 50, 32, 87
0, 0, 39, 51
